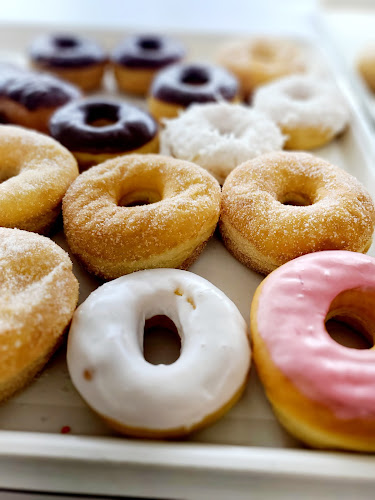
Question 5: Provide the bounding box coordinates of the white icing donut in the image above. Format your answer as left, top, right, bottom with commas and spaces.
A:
253, 75, 349, 149
67, 268, 250, 438
160, 102, 285, 184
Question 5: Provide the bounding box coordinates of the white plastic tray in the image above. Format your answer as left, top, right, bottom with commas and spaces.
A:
1, 23, 375, 500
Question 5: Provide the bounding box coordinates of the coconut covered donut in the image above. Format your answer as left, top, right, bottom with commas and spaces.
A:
0, 227, 78, 402
160, 102, 285, 185
251, 250, 375, 451
67, 268, 250, 438
220, 151, 375, 275
253, 75, 349, 150
217, 37, 306, 98
0, 125, 78, 234
63, 154, 221, 279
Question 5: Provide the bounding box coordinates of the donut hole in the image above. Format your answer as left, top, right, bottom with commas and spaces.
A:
279, 191, 312, 206
53, 36, 78, 49
119, 189, 162, 207
139, 37, 161, 51
143, 315, 181, 365
85, 103, 120, 128
325, 288, 375, 349
181, 66, 209, 86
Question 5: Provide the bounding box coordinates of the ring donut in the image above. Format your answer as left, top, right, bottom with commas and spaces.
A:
67, 268, 250, 438
251, 250, 375, 451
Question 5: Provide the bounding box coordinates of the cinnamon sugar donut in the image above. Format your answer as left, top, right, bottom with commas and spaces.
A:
220, 151, 375, 275
0, 227, 78, 402
253, 75, 349, 150
63, 154, 221, 279
0, 125, 78, 234
217, 37, 306, 98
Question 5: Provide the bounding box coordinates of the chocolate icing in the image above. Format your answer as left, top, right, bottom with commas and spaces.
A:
112, 34, 185, 69
0, 64, 81, 110
49, 98, 158, 153
30, 34, 108, 68
150, 63, 238, 106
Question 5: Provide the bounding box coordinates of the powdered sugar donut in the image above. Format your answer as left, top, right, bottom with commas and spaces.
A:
253, 75, 349, 150
160, 102, 285, 184
67, 268, 250, 438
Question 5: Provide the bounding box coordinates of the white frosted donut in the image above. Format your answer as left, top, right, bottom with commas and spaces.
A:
67, 268, 250, 438
253, 75, 349, 150
160, 102, 285, 184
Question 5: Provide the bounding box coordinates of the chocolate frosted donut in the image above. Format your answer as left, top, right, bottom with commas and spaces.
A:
0, 64, 81, 133
148, 62, 239, 120
112, 34, 185, 95
30, 33, 108, 91
50, 98, 159, 169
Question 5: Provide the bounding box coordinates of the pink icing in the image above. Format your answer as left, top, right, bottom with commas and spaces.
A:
256, 250, 375, 420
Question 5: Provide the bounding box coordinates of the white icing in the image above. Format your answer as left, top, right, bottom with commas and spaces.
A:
160, 102, 285, 184
67, 268, 250, 432
253, 74, 349, 132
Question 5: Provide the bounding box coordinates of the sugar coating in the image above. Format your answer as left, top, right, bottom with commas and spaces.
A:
160, 102, 285, 184
253, 75, 349, 132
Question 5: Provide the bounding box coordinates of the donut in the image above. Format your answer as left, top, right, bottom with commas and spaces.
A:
160, 102, 285, 185
0, 63, 81, 133
217, 37, 306, 98
67, 268, 250, 438
63, 154, 221, 279
253, 75, 349, 150
0, 227, 78, 402
49, 98, 159, 169
220, 151, 375, 275
357, 45, 375, 92
112, 34, 185, 95
148, 62, 239, 121
29, 33, 108, 91
251, 250, 375, 451
0, 125, 79, 234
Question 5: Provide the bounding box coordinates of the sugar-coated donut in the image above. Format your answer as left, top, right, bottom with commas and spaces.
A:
220, 151, 375, 275
217, 37, 306, 98
0, 227, 78, 402
29, 33, 108, 91
160, 102, 285, 185
148, 62, 239, 121
253, 75, 349, 150
0, 63, 81, 133
112, 34, 186, 95
0, 125, 79, 234
357, 45, 375, 93
63, 154, 221, 279
67, 268, 250, 438
251, 250, 375, 451
49, 98, 159, 169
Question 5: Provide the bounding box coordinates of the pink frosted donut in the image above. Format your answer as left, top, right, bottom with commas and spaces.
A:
251, 250, 375, 451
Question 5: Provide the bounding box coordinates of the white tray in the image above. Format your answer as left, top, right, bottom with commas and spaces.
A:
1, 23, 375, 500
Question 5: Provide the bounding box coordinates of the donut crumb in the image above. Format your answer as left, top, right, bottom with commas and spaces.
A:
174, 288, 183, 296
187, 297, 196, 309
83, 369, 93, 380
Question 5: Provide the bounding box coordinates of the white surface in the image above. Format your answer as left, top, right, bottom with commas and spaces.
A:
1, 15, 375, 500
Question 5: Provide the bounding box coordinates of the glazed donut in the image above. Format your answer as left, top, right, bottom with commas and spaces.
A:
251, 250, 375, 451
0, 125, 78, 234
112, 34, 185, 95
253, 75, 349, 150
67, 268, 250, 438
0, 63, 81, 133
160, 102, 285, 184
217, 37, 306, 98
357, 45, 375, 92
49, 98, 159, 169
148, 62, 239, 121
29, 33, 108, 91
63, 154, 221, 279
220, 151, 375, 275
0, 227, 78, 402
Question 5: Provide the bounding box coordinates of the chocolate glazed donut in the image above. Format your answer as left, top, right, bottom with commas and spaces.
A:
148, 62, 239, 120
30, 33, 108, 91
112, 34, 186, 95
49, 98, 159, 169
